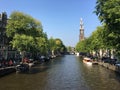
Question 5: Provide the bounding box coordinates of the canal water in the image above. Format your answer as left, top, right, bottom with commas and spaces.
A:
0, 55, 120, 90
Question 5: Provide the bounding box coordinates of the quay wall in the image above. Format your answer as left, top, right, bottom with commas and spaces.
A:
0, 67, 16, 77
98, 61, 120, 74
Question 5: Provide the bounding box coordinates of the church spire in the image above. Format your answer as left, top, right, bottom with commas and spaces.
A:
79, 18, 85, 41
80, 18, 84, 29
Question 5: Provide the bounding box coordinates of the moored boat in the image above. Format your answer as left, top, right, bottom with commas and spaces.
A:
83, 57, 92, 65
16, 63, 29, 72
83, 57, 98, 65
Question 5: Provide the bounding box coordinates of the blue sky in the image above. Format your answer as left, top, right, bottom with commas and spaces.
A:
0, 0, 101, 47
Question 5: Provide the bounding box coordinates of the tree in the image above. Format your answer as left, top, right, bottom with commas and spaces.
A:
6, 11, 43, 38
11, 34, 35, 58
6, 11, 48, 58
76, 25, 112, 57
95, 0, 120, 50
48, 37, 66, 56
36, 35, 49, 55
55, 38, 65, 54
48, 37, 56, 55
76, 40, 87, 52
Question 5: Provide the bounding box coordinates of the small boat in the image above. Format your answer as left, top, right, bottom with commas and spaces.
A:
83, 57, 98, 65
83, 57, 92, 65
16, 63, 29, 72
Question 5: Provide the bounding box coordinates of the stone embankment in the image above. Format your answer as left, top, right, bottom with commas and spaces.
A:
0, 66, 16, 77
98, 61, 120, 74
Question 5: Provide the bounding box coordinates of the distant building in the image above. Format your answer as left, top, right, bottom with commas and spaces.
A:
79, 18, 85, 41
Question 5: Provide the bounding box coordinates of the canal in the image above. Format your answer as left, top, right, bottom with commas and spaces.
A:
0, 55, 120, 90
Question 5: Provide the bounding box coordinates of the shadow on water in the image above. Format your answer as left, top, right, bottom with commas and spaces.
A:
17, 63, 51, 75
19, 56, 64, 75
108, 70, 119, 79
29, 63, 50, 74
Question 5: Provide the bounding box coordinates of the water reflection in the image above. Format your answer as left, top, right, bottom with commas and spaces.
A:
80, 59, 120, 90
0, 55, 120, 90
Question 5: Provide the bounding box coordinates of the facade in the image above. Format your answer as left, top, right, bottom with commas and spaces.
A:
79, 18, 85, 41
0, 12, 19, 60
0, 12, 8, 45
0, 12, 8, 60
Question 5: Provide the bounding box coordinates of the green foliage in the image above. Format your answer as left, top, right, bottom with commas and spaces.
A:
36, 36, 49, 54
6, 11, 48, 55
75, 25, 110, 53
55, 38, 64, 51
6, 11, 66, 56
76, 0, 120, 59
48, 37, 66, 54
11, 34, 35, 52
48, 37, 56, 51
91, 26, 103, 50
67, 46, 72, 52
76, 40, 88, 52
6, 11, 43, 37
95, 0, 120, 50
95, 0, 120, 25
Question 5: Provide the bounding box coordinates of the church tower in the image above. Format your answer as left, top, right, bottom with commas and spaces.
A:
79, 18, 85, 41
